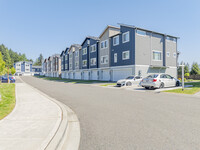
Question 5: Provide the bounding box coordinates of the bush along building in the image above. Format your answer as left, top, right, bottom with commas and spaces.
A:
43, 23, 178, 81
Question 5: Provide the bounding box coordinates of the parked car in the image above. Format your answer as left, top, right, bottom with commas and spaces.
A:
140, 74, 180, 89
1, 74, 16, 83
116, 76, 143, 87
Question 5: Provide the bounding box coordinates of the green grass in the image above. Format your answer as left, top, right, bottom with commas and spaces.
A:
35, 75, 114, 84
0, 83, 16, 120
100, 83, 116, 87
164, 82, 200, 95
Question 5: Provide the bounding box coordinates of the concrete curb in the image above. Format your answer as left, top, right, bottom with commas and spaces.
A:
19, 77, 80, 150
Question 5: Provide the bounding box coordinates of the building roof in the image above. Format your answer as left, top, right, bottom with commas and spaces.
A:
32, 66, 42, 69
15, 61, 33, 64
60, 50, 65, 57
118, 23, 179, 39
69, 44, 82, 53
64, 47, 69, 54
81, 36, 99, 46
99, 25, 120, 38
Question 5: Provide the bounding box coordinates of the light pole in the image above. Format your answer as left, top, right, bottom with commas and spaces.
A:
179, 65, 184, 91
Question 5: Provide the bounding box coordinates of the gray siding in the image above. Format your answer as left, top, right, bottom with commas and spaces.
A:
99, 27, 120, 68
165, 39, 177, 67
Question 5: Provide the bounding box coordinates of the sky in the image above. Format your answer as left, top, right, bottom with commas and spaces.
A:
0, 0, 199, 65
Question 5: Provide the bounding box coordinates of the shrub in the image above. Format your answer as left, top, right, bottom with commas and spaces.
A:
184, 73, 190, 77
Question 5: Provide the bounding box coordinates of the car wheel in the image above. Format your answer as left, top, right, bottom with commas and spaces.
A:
145, 87, 149, 89
176, 81, 180, 87
126, 82, 132, 86
159, 82, 164, 89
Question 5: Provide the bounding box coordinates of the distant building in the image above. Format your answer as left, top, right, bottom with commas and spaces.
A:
14, 61, 33, 76
32, 66, 42, 75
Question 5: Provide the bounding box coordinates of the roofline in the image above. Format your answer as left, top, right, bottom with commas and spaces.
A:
118, 23, 180, 39
99, 25, 120, 38
81, 36, 99, 46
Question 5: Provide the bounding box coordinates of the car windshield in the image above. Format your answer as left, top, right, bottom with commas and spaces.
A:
147, 74, 158, 78
126, 76, 134, 79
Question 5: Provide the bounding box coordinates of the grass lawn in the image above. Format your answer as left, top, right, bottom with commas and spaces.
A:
164, 82, 200, 95
100, 83, 116, 87
0, 83, 16, 120
35, 75, 114, 84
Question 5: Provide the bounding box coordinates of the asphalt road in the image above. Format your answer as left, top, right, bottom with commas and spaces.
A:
21, 76, 200, 150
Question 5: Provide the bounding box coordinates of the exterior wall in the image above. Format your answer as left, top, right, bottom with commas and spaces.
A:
110, 26, 135, 67
99, 27, 120, 68
74, 47, 80, 70
89, 39, 99, 68
82, 41, 89, 69
165, 38, 177, 67
65, 51, 69, 71
14, 61, 32, 75
69, 48, 73, 71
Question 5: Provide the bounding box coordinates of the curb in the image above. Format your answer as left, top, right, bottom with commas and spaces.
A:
19, 77, 80, 150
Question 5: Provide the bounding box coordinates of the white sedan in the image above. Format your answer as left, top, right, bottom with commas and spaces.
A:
116, 76, 143, 87
140, 74, 180, 89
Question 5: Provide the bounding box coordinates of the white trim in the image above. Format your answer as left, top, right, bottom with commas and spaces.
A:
122, 50, 130, 60
100, 55, 108, 64
90, 58, 96, 66
122, 31, 130, 43
113, 35, 119, 46
82, 48, 87, 55
152, 50, 162, 61
100, 39, 109, 50
82, 60, 87, 67
90, 44, 96, 53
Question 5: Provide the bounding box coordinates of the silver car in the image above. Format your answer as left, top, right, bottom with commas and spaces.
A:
116, 76, 143, 87
140, 74, 180, 89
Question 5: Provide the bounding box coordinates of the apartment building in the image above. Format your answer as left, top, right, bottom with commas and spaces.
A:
14, 61, 33, 76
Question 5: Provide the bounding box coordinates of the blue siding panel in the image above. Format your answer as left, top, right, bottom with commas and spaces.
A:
110, 26, 135, 66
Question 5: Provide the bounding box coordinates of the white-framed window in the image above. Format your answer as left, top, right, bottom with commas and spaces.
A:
82, 60, 87, 67
122, 51, 130, 60
65, 56, 68, 61
75, 51, 79, 57
69, 54, 72, 59
65, 64, 68, 69
91, 44, 96, 53
100, 55, 108, 64
100, 40, 108, 49
69, 63, 72, 68
153, 51, 162, 61
114, 53, 117, 63
173, 53, 176, 58
82, 48, 87, 55
113, 35, 119, 46
75, 62, 79, 67
122, 31, 130, 43
166, 52, 170, 57
136, 30, 147, 36
26, 64, 29, 67
90, 58, 96, 66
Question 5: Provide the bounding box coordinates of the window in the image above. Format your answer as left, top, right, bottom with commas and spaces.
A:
69, 64, 72, 68
101, 56, 108, 64
100, 40, 108, 49
82, 60, 87, 67
114, 53, 117, 63
166, 52, 170, 57
153, 51, 162, 61
69, 54, 72, 59
91, 44, 96, 52
173, 53, 176, 58
113, 35, 119, 46
65, 64, 68, 69
83, 48, 87, 55
122, 51, 130, 60
65, 56, 68, 61
136, 30, 147, 36
26, 64, 29, 67
122, 32, 130, 43
90, 58, 96, 66
75, 62, 78, 67
75, 51, 79, 57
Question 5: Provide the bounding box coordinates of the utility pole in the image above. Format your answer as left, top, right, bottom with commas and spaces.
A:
7, 67, 9, 84
179, 65, 184, 91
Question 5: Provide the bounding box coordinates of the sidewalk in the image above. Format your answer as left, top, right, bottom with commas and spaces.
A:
0, 82, 62, 150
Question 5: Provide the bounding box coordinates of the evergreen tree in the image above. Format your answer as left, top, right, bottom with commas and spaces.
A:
190, 62, 200, 75
0, 52, 5, 76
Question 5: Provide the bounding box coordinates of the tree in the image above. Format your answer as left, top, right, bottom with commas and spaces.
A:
33, 54, 43, 66
0, 44, 12, 68
190, 62, 200, 75
0, 52, 5, 76
184, 63, 190, 74
11, 67, 16, 75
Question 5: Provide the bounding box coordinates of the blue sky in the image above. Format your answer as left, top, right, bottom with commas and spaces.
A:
0, 0, 199, 65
